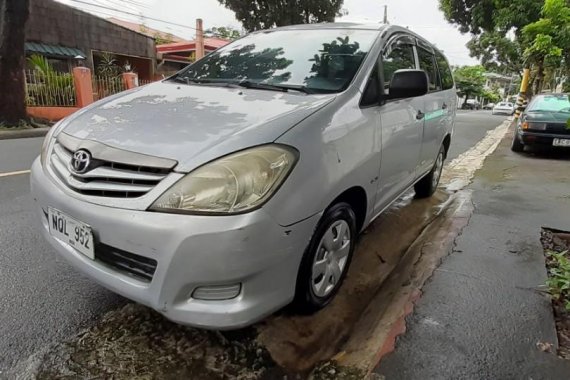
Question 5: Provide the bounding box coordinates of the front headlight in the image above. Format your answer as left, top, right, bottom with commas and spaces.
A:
150, 145, 298, 214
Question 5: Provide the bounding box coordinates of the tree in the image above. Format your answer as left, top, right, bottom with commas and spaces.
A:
522, 0, 570, 93
439, 0, 543, 73
206, 26, 242, 41
453, 65, 486, 106
0, 0, 30, 124
216, 0, 344, 32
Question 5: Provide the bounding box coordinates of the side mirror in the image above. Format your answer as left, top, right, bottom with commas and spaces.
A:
388, 69, 429, 100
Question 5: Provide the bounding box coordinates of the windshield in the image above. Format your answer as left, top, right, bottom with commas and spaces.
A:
174, 29, 379, 93
528, 94, 570, 113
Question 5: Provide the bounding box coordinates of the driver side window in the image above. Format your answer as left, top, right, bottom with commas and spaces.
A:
382, 39, 416, 94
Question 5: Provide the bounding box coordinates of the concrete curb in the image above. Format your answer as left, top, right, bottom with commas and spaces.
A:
0, 127, 50, 140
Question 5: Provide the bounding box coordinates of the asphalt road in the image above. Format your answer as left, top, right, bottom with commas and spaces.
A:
0, 110, 508, 372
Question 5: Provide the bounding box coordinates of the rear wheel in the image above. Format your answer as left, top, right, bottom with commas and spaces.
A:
294, 202, 357, 313
414, 145, 445, 199
511, 130, 524, 152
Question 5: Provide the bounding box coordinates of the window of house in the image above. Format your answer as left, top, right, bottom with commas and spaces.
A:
435, 50, 454, 90
417, 47, 441, 92
382, 39, 416, 93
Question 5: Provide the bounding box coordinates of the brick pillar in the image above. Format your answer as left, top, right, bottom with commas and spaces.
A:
72, 67, 94, 108
122, 72, 139, 89
195, 18, 205, 60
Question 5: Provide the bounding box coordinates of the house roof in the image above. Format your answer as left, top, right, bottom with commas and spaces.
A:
157, 37, 230, 53
25, 42, 86, 58
107, 17, 186, 43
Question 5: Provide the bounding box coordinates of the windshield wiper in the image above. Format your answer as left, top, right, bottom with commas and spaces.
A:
171, 76, 215, 85
236, 80, 314, 94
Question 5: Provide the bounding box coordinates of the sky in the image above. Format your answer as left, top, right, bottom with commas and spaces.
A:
56, 0, 479, 66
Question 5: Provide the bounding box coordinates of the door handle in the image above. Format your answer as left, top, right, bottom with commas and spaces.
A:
442, 103, 448, 110
416, 110, 425, 120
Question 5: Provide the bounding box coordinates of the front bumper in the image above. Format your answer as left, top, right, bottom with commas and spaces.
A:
30, 158, 319, 329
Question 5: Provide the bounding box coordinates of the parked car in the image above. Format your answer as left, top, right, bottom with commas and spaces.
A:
31, 23, 456, 329
492, 101, 515, 115
461, 99, 480, 110
512, 93, 570, 152
483, 102, 495, 110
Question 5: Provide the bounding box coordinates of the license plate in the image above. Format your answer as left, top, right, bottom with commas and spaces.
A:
48, 208, 94, 260
553, 138, 570, 147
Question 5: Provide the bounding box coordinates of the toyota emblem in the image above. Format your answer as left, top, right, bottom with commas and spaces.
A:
71, 149, 91, 173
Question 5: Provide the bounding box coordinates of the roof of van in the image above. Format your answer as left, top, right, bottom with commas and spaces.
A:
258, 22, 392, 33
263, 23, 440, 53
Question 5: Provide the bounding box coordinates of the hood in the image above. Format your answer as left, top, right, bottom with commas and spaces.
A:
524, 110, 570, 123
60, 81, 335, 172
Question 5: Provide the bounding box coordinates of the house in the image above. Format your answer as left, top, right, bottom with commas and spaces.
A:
107, 18, 186, 44
484, 72, 516, 97
25, 0, 156, 80
157, 37, 230, 75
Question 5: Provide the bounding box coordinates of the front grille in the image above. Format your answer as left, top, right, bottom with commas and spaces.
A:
95, 243, 157, 282
49, 142, 170, 198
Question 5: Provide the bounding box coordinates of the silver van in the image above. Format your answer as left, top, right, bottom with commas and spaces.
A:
31, 23, 456, 329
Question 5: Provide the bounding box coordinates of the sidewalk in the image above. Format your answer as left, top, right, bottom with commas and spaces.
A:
376, 128, 570, 379
0, 127, 49, 140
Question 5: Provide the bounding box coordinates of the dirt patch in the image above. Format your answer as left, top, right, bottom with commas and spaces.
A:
12, 304, 280, 380
541, 228, 570, 360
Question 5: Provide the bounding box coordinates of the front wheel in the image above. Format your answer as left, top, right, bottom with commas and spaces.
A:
414, 145, 445, 199
293, 202, 357, 313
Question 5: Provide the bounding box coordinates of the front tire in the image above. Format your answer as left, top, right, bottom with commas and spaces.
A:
415, 145, 445, 199
294, 202, 357, 313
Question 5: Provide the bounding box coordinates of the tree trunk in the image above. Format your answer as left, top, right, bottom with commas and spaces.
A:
0, 0, 30, 124
533, 59, 545, 95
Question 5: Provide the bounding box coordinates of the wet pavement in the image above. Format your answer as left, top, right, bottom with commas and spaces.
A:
0, 111, 509, 377
376, 126, 570, 379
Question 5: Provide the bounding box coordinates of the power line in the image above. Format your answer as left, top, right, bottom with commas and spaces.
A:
66, 0, 202, 32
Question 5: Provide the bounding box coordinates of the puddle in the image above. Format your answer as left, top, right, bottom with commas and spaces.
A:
10, 121, 510, 379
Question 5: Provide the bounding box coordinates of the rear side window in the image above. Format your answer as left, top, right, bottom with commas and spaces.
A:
435, 51, 454, 90
382, 39, 416, 93
417, 47, 441, 92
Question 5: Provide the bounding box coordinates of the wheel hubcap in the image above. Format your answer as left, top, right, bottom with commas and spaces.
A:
311, 220, 351, 298
432, 152, 444, 188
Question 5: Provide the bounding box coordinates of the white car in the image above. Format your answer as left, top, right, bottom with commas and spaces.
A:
492, 102, 515, 115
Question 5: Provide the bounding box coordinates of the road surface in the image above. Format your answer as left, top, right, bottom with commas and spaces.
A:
0, 110, 508, 372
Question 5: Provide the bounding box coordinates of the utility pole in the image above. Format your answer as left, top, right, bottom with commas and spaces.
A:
383, 5, 389, 24
195, 18, 205, 60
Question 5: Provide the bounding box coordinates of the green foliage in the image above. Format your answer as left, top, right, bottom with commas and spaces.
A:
96, 52, 121, 77
546, 250, 570, 311
206, 26, 242, 40
439, 0, 543, 73
26, 54, 75, 107
481, 88, 501, 103
453, 65, 486, 99
216, 0, 344, 31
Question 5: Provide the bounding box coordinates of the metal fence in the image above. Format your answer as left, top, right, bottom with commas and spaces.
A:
25, 70, 76, 107
92, 75, 126, 101
139, 79, 157, 86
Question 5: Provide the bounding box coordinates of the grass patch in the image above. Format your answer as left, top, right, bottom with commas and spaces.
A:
541, 228, 570, 360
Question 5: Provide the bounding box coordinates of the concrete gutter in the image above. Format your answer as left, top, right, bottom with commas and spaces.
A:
0, 128, 50, 140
